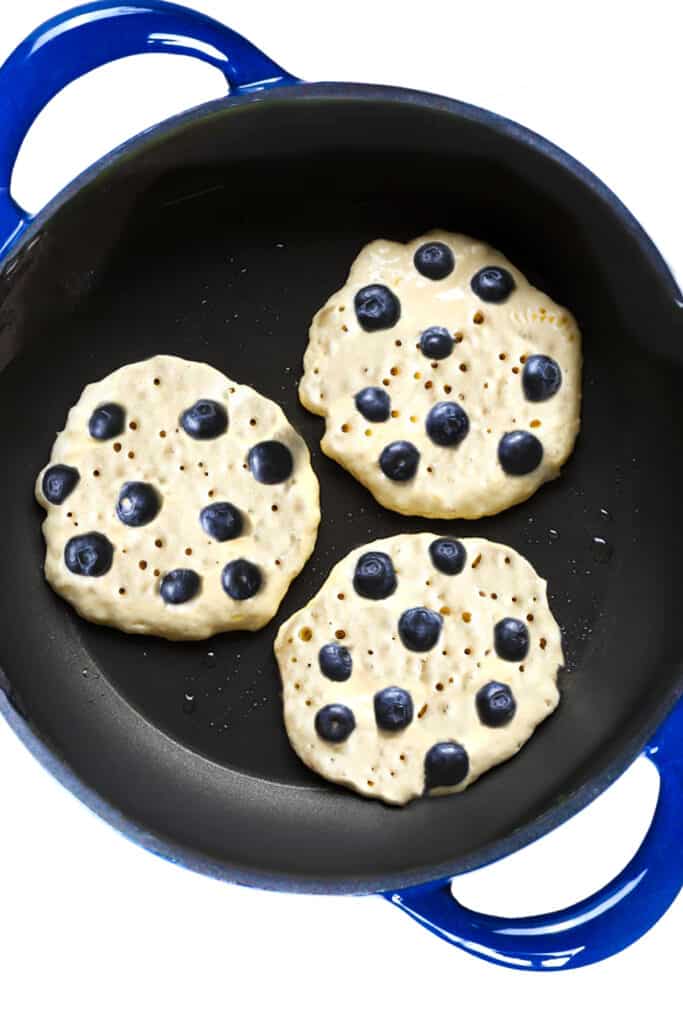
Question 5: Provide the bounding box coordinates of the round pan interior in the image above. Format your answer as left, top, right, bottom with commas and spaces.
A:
0, 85, 681, 893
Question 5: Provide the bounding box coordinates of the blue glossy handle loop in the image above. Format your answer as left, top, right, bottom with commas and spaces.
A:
387, 698, 683, 971
0, 0, 295, 257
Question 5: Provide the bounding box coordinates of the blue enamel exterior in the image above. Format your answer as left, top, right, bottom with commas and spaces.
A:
387, 698, 683, 970
0, 1, 680, 971
0, 0, 296, 257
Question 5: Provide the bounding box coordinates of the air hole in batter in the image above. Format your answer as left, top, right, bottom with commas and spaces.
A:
335, 629, 346, 640
299, 628, 313, 642
473, 311, 484, 324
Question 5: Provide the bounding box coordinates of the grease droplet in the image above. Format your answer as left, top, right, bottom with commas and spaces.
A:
548, 528, 560, 543
183, 692, 196, 714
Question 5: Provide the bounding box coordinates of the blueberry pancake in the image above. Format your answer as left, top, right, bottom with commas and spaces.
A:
300, 231, 582, 518
36, 355, 320, 640
275, 534, 563, 805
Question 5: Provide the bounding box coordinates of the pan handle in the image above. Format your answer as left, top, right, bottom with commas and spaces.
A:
385, 698, 683, 971
0, 0, 296, 257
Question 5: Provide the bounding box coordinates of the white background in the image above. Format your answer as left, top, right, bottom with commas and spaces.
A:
1, 1, 681, 1020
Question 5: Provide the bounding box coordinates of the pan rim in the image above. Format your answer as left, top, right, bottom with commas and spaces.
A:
1, 80, 681, 306
1, 678, 681, 894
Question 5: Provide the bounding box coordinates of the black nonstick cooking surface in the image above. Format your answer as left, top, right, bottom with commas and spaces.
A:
0, 86, 681, 893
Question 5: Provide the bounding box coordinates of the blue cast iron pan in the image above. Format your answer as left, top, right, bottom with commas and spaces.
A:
0, 1, 681, 971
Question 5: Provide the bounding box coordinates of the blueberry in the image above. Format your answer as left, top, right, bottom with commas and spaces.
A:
64, 532, 113, 577
414, 242, 455, 281
222, 558, 262, 600
160, 568, 200, 604
199, 502, 243, 541
426, 402, 469, 447
419, 326, 454, 360
374, 686, 414, 731
424, 742, 469, 789
494, 617, 529, 662
379, 440, 420, 481
353, 551, 397, 600
248, 441, 293, 484
354, 284, 401, 331
398, 607, 442, 652
355, 386, 391, 422
498, 430, 543, 475
42, 464, 79, 505
470, 265, 515, 303
522, 354, 562, 402
319, 643, 353, 682
88, 403, 125, 440
476, 681, 517, 727
180, 399, 228, 440
315, 703, 356, 743
429, 537, 466, 575
116, 481, 161, 527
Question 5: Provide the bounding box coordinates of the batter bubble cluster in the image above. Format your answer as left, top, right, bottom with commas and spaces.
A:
276, 533, 563, 805
300, 231, 581, 519
35, 355, 320, 640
